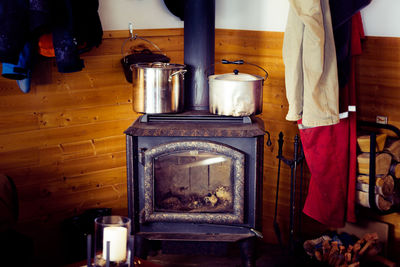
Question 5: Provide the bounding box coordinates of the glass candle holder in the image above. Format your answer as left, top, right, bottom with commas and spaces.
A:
94, 216, 131, 267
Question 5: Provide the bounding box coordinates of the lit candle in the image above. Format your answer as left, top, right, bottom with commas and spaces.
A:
103, 226, 127, 262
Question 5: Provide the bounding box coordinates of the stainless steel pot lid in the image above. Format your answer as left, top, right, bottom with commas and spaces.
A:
209, 72, 264, 82
132, 62, 186, 69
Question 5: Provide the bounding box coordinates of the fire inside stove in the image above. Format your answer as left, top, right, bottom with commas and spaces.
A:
154, 151, 233, 213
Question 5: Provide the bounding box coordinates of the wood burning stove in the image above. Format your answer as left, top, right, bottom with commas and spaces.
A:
125, 113, 265, 266
124, 1, 268, 266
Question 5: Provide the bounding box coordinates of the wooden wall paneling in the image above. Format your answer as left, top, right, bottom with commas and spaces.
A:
0, 85, 132, 115
0, 119, 133, 153
62, 167, 127, 193
0, 112, 39, 134
356, 36, 400, 128
61, 151, 126, 177
0, 147, 40, 170
38, 104, 135, 129
59, 140, 96, 160
6, 162, 63, 186
93, 135, 128, 155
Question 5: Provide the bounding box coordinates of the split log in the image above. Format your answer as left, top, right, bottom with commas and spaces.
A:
352, 240, 362, 263
314, 250, 323, 261
357, 174, 395, 197
328, 241, 339, 266
389, 162, 400, 179
357, 152, 392, 176
384, 139, 400, 162
356, 190, 392, 211
322, 239, 331, 262
357, 134, 387, 152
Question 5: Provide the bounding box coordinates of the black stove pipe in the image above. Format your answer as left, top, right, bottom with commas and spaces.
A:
184, 0, 215, 111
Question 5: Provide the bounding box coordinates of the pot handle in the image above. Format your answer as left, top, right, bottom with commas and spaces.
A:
222, 59, 269, 81
168, 69, 187, 82
121, 22, 166, 61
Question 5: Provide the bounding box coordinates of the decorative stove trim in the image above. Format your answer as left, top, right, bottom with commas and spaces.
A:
141, 140, 245, 224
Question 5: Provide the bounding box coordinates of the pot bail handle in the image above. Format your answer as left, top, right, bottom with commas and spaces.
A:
222, 59, 269, 81
168, 69, 187, 82
121, 22, 166, 60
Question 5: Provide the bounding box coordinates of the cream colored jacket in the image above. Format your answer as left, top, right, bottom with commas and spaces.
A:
283, 0, 339, 127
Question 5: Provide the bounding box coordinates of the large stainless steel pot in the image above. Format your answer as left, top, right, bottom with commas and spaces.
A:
208, 60, 268, 117
131, 62, 186, 114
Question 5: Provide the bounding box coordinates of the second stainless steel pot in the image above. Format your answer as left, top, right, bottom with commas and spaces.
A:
208, 60, 268, 117
131, 62, 186, 114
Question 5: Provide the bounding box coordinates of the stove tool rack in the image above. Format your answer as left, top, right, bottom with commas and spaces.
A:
358, 121, 400, 215
275, 133, 305, 252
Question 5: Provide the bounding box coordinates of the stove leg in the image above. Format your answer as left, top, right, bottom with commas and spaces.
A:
135, 235, 149, 260
239, 237, 257, 267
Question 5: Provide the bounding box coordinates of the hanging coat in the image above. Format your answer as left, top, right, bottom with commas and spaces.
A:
0, 0, 102, 73
282, 0, 339, 127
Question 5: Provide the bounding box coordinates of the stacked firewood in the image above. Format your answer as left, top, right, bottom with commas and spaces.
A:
304, 233, 381, 266
356, 134, 400, 211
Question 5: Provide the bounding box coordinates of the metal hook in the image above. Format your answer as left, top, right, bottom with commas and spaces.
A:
129, 22, 134, 40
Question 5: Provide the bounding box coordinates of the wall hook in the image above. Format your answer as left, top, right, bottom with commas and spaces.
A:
129, 22, 134, 40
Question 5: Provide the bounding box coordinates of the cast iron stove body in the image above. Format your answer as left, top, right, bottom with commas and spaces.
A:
125, 112, 265, 266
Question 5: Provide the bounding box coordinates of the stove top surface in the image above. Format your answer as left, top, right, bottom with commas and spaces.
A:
140, 111, 252, 124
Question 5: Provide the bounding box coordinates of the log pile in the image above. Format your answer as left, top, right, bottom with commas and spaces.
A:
303, 232, 395, 266
356, 135, 400, 211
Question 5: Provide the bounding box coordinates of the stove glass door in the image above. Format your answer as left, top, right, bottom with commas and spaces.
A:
142, 140, 245, 224
154, 151, 233, 213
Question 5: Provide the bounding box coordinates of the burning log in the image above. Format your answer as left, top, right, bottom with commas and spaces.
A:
357, 152, 392, 176
204, 193, 218, 207
215, 186, 232, 206
158, 186, 233, 212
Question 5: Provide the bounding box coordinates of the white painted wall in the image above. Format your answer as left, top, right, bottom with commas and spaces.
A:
98, 0, 400, 37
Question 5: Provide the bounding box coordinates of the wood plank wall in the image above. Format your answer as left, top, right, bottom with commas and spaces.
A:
0, 28, 399, 265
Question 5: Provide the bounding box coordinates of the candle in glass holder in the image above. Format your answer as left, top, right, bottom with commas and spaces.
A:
103, 226, 128, 262
94, 216, 131, 266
